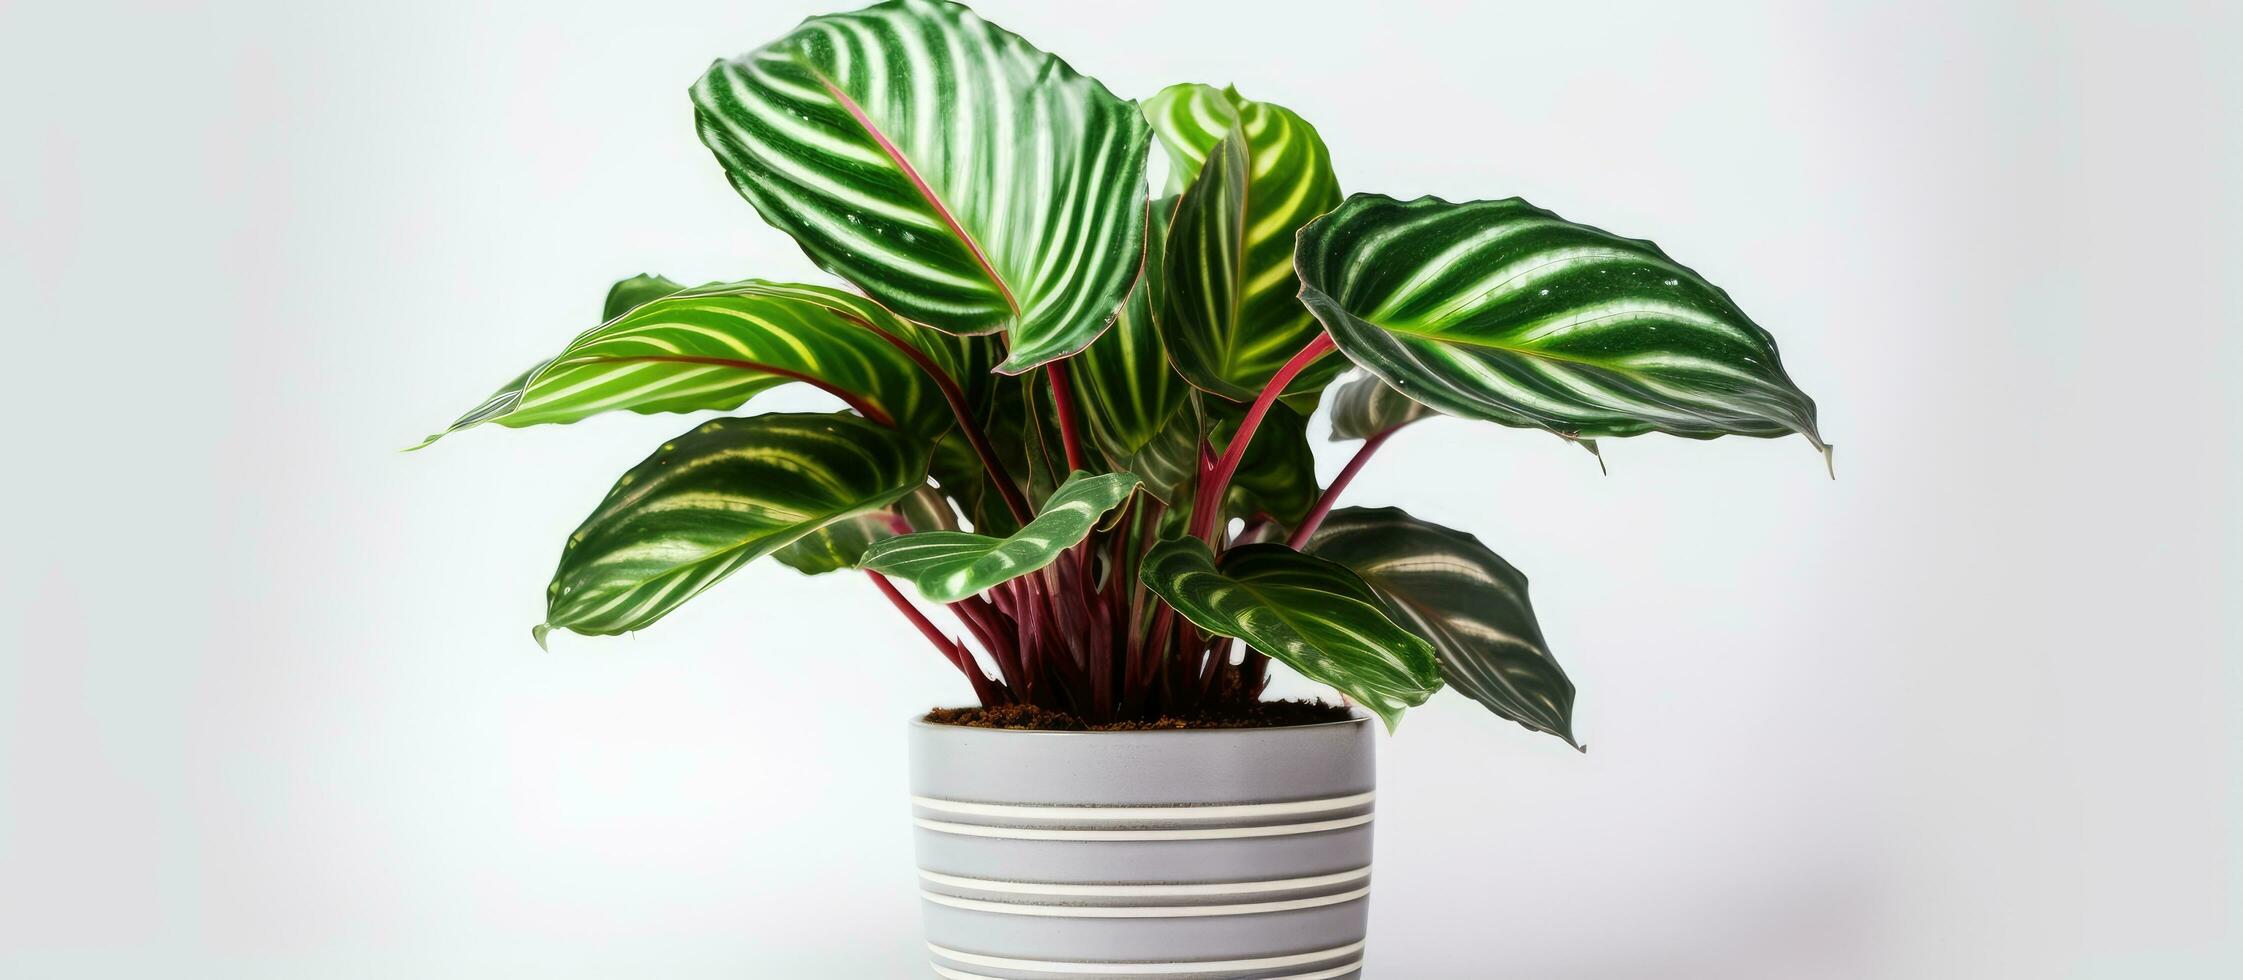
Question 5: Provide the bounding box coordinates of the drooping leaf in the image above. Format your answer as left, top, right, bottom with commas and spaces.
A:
774, 485, 956, 575
1138, 539, 1441, 729
417, 280, 959, 448
539, 413, 929, 642
602, 273, 686, 320
1328, 370, 1432, 441
691, 0, 1152, 372
1295, 194, 1827, 464
861, 471, 1142, 603
1076, 197, 1186, 458
1306, 507, 1578, 747
1148, 85, 1343, 402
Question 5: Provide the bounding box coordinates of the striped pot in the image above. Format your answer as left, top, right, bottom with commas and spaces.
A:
907, 714, 1375, 979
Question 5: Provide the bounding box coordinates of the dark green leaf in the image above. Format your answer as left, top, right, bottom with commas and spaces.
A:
1307, 507, 1578, 747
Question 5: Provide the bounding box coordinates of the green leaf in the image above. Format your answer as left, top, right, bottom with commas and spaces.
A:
1328, 370, 1431, 441
773, 485, 956, 575
601, 273, 686, 320
861, 471, 1142, 603
539, 413, 930, 642
1211, 398, 1317, 528
418, 280, 959, 448
1306, 507, 1579, 747
1076, 198, 1186, 459
1138, 539, 1441, 730
691, 0, 1151, 373
1150, 85, 1345, 402
1296, 194, 1827, 464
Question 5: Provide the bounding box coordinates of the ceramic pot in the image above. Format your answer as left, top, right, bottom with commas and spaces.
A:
907, 714, 1375, 979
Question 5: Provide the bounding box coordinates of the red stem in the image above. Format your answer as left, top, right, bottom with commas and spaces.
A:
1188, 333, 1337, 542
1046, 361, 1090, 473
845, 316, 1032, 525
867, 571, 997, 702
1286, 426, 1397, 549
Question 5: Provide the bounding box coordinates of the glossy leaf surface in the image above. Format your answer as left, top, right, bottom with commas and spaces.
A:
540, 414, 929, 641
1150, 85, 1344, 401
1296, 194, 1827, 459
1139, 539, 1441, 729
1307, 507, 1577, 746
691, 0, 1151, 372
418, 280, 957, 448
861, 471, 1141, 602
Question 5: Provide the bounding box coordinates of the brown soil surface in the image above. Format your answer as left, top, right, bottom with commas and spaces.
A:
924, 700, 1353, 731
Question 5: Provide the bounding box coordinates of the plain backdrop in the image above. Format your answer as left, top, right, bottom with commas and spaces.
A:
3, 0, 2239, 976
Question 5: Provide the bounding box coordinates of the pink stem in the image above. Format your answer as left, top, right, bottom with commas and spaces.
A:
1286, 426, 1397, 549
1188, 333, 1337, 543
1046, 360, 1090, 473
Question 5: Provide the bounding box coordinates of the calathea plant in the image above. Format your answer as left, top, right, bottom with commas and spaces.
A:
417, 0, 1828, 742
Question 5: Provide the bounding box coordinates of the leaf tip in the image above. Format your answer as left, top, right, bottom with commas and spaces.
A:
530, 624, 552, 651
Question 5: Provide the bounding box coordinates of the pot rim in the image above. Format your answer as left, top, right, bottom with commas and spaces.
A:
909, 709, 1371, 736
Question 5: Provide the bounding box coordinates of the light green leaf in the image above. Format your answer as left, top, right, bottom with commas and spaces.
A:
539, 413, 929, 642
1296, 194, 1828, 465
1077, 197, 1187, 458
418, 280, 959, 448
1306, 507, 1578, 747
774, 485, 956, 575
1138, 539, 1442, 729
691, 0, 1151, 373
601, 273, 686, 320
1148, 85, 1343, 402
860, 471, 1141, 603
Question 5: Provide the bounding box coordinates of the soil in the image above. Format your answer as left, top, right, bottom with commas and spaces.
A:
924, 700, 1354, 731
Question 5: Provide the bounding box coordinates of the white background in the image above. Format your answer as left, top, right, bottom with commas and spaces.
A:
4, 0, 2239, 976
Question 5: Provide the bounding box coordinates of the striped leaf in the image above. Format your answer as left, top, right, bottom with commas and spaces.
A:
1328, 371, 1431, 441
1139, 540, 1441, 730
1306, 507, 1578, 747
1148, 85, 1343, 402
1076, 198, 1186, 458
1296, 194, 1828, 463
691, 0, 1151, 373
417, 280, 960, 448
539, 413, 929, 642
860, 471, 1142, 602
774, 485, 956, 575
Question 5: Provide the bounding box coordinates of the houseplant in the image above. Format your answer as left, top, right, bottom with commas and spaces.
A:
418, 0, 1829, 972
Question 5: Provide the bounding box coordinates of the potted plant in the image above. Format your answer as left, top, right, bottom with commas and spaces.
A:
417, 0, 1830, 973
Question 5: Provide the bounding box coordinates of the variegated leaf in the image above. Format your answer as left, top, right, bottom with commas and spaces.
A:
539, 413, 929, 642
860, 471, 1141, 602
1147, 85, 1342, 402
691, 0, 1151, 372
1306, 507, 1578, 747
1077, 197, 1186, 458
774, 485, 956, 575
1328, 370, 1431, 441
1296, 194, 1828, 464
1139, 539, 1441, 730
1210, 399, 1317, 528
417, 280, 960, 448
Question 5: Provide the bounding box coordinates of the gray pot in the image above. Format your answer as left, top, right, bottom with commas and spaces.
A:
907, 714, 1375, 979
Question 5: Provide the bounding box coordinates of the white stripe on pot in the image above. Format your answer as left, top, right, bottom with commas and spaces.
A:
911, 791, 1374, 822
921, 884, 1371, 918
917, 866, 1371, 897
912, 813, 1373, 841
927, 940, 1366, 975
931, 961, 1364, 980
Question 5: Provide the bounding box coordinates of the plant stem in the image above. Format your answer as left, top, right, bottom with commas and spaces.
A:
848, 318, 1032, 525
1286, 426, 1396, 549
867, 571, 998, 702
1188, 333, 1337, 542
1046, 360, 1090, 472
